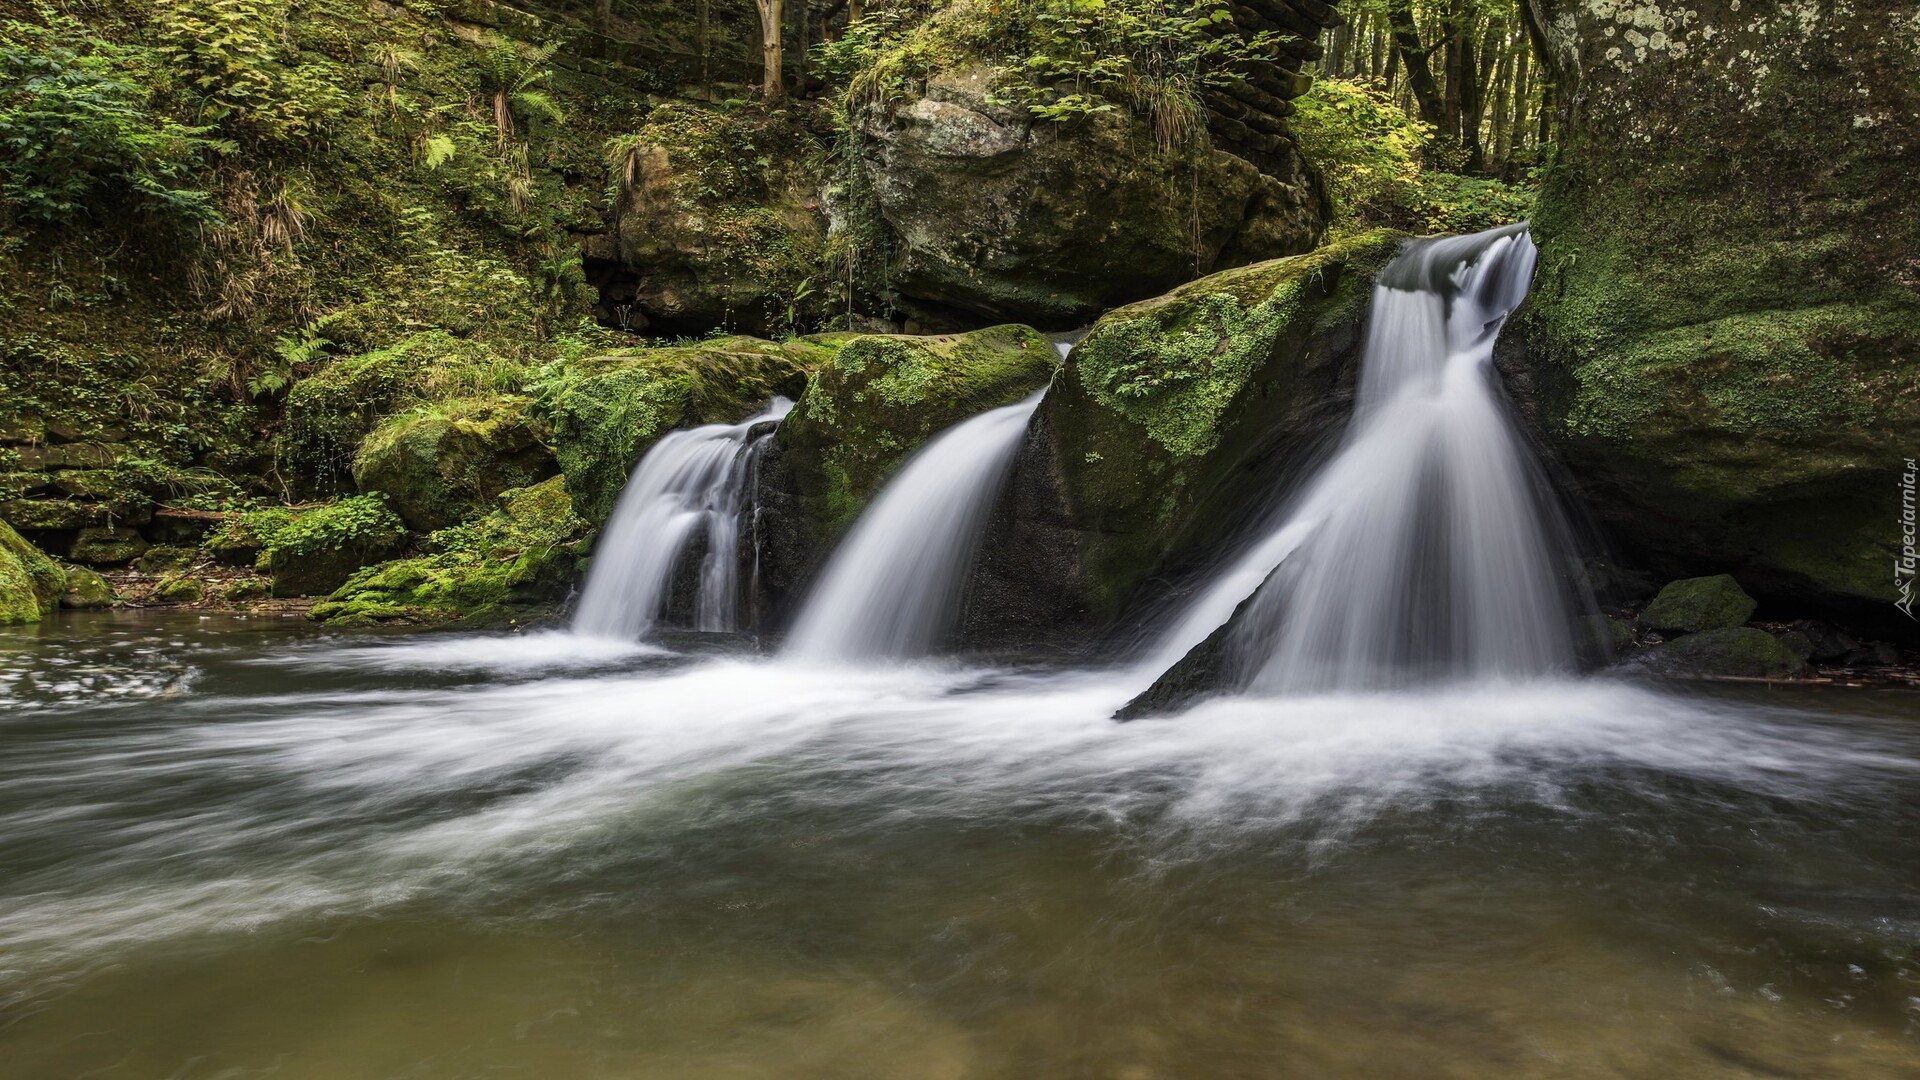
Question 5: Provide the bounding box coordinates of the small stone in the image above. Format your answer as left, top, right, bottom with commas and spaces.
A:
60, 565, 113, 608
1639, 574, 1757, 634
150, 574, 203, 603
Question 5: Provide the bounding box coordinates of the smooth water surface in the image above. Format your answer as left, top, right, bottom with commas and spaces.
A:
4, 612, 1920, 1078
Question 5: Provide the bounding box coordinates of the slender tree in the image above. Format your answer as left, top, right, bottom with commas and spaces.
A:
756, 0, 785, 103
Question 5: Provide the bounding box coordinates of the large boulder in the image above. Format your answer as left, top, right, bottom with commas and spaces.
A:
599, 104, 829, 337
755, 325, 1060, 625
1639, 574, 1758, 635
534, 336, 823, 525
0, 520, 63, 624
1502, 0, 1920, 639
846, 66, 1328, 328
962, 231, 1403, 650
353, 395, 558, 532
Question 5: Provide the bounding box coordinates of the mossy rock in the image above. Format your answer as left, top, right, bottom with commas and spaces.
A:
311, 475, 587, 626
772, 324, 1059, 534
134, 545, 199, 574
1639, 627, 1808, 679
150, 574, 204, 604
1639, 575, 1758, 635
751, 324, 1060, 621
70, 524, 149, 566
845, 63, 1327, 327
59, 565, 113, 609
353, 395, 558, 531
536, 336, 822, 525
1506, 0, 1920, 637
263, 496, 410, 598
0, 520, 64, 624
216, 576, 271, 603
958, 231, 1404, 646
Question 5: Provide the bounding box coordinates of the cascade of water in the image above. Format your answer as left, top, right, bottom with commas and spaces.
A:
573, 398, 792, 641
785, 390, 1046, 662
1147, 223, 1585, 692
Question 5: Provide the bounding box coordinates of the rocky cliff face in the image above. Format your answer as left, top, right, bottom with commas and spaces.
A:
1506, 0, 1920, 635
844, 66, 1329, 329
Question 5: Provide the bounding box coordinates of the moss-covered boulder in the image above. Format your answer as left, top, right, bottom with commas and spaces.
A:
312, 475, 587, 626
0, 520, 64, 624
601, 104, 829, 336
59, 565, 112, 609
535, 336, 824, 525
353, 396, 558, 532
70, 524, 148, 565
963, 231, 1403, 648
150, 574, 204, 604
847, 65, 1327, 328
263, 496, 410, 598
753, 324, 1060, 621
1639, 575, 1758, 635
1505, 0, 1920, 637
1638, 627, 1808, 679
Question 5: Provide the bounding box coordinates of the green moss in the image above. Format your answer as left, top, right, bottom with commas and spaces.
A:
0, 519, 63, 623
311, 475, 587, 625
150, 574, 204, 604
533, 337, 816, 524
59, 564, 112, 609
352, 394, 557, 531
1639, 575, 1758, 635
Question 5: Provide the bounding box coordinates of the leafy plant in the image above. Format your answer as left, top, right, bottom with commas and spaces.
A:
0, 39, 223, 225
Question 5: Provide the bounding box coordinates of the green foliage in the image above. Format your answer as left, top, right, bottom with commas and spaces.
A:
267, 492, 407, 557
821, 0, 1277, 150
1292, 77, 1533, 235
155, 0, 349, 143
310, 475, 585, 625
0, 28, 224, 225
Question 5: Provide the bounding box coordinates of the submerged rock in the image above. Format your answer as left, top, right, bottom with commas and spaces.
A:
1503, 0, 1920, 639
0, 520, 63, 624
1638, 627, 1808, 680
353, 396, 558, 532
1639, 575, 1758, 635
846, 66, 1327, 328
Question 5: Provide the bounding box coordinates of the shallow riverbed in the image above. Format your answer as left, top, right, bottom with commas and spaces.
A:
3, 612, 1918, 1078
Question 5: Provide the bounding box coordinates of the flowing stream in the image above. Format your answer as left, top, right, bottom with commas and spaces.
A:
574, 398, 790, 640
3, 612, 1919, 1079
785, 390, 1045, 662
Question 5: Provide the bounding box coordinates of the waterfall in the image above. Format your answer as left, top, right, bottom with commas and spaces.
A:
574, 398, 791, 641
1148, 223, 1583, 692
785, 391, 1045, 662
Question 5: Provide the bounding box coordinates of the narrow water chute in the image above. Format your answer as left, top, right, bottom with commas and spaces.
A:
785, 390, 1045, 662
573, 398, 791, 641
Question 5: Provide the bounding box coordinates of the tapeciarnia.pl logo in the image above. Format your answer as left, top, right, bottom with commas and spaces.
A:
1899, 456, 1917, 620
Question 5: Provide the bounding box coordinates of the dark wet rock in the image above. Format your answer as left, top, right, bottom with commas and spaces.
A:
1638, 627, 1807, 679
1639, 575, 1757, 635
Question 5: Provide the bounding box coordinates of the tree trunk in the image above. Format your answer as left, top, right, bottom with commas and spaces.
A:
1385, 0, 1446, 129
757, 0, 784, 104
595, 0, 612, 34
1488, 30, 1514, 173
